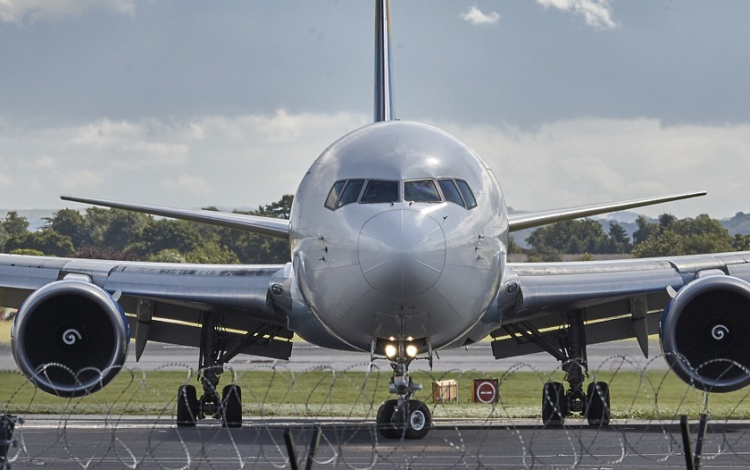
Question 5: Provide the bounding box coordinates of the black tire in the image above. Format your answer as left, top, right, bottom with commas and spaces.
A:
376, 399, 399, 439
404, 400, 431, 440
176, 385, 198, 427
585, 381, 610, 426
222, 384, 243, 428
542, 382, 566, 426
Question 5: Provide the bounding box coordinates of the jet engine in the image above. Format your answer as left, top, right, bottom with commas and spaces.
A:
660, 275, 750, 393
11, 280, 130, 397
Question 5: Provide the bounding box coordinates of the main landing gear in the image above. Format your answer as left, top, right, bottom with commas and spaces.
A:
541, 309, 610, 426
175, 311, 286, 428
504, 309, 611, 426
375, 342, 432, 439
176, 312, 242, 428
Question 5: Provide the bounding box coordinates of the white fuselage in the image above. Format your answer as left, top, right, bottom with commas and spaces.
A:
289, 121, 509, 353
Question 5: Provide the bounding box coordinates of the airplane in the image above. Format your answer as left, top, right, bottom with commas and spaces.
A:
4, 0, 750, 440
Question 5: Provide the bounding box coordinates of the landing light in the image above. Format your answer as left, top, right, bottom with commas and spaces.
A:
405, 344, 418, 357
385, 344, 398, 358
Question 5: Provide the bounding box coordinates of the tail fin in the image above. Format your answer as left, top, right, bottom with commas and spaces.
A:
374, 0, 394, 122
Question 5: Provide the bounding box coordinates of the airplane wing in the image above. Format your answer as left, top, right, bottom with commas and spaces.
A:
0, 254, 293, 364
490, 251, 750, 364
61, 195, 290, 239
508, 191, 706, 232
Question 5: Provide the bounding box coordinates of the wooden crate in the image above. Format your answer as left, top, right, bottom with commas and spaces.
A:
432, 379, 458, 404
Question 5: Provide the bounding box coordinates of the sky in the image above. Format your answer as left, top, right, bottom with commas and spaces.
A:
0, 0, 749, 219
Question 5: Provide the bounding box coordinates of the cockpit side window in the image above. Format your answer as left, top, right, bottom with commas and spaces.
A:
324, 180, 347, 210
456, 179, 477, 209
404, 179, 442, 203
337, 179, 365, 208
438, 179, 465, 207
361, 180, 399, 203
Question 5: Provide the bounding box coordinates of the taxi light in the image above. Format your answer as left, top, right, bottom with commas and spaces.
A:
385, 344, 398, 358
405, 344, 418, 357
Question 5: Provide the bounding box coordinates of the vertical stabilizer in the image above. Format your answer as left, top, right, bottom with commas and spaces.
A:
374, 0, 394, 122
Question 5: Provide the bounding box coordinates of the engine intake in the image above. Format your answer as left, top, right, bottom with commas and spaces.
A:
11, 280, 130, 397
660, 275, 750, 393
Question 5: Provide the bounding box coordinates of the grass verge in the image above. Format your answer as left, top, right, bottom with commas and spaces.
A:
2, 368, 749, 420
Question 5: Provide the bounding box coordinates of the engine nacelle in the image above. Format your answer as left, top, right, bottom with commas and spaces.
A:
660, 275, 750, 393
11, 280, 130, 397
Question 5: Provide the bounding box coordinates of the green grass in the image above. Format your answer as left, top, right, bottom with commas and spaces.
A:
2, 368, 750, 420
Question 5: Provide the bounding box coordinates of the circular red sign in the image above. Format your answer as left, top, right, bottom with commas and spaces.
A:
476, 381, 497, 403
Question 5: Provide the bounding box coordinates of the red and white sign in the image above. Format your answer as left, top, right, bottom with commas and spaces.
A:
472, 379, 498, 404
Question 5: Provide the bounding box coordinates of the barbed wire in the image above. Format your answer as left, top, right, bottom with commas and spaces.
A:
2, 354, 750, 469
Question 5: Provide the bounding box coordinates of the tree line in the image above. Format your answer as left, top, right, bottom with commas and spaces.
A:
0, 195, 748, 263
517, 214, 750, 261
0, 196, 293, 264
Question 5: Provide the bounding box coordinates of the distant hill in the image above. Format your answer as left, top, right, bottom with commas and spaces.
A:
721, 212, 750, 236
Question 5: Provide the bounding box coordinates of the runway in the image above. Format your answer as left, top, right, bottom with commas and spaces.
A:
2, 340, 703, 469
7, 415, 750, 469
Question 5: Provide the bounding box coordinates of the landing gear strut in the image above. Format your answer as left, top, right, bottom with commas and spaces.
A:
176, 311, 244, 428
376, 343, 432, 439
503, 309, 610, 426
541, 310, 610, 426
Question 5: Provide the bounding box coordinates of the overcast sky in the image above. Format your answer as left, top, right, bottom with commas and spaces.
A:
1, 0, 749, 219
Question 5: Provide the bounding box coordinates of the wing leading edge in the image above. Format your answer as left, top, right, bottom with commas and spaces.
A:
508, 191, 706, 232
61, 195, 290, 239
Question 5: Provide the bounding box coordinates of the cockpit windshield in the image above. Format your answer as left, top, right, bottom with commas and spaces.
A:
324, 178, 476, 210
361, 180, 399, 203
404, 179, 441, 202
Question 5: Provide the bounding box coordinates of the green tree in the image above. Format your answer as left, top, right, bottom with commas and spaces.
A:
733, 233, 750, 251
256, 194, 294, 219
632, 214, 732, 257
607, 221, 631, 254
45, 209, 86, 249
659, 213, 677, 231
8, 248, 44, 256
127, 219, 202, 258
632, 230, 685, 258
668, 214, 732, 254
526, 219, 609, 254
2, 211, 29, 237
5, 230, 74, 257
508, 237, 523, 254
633, 215, 658, 246
185, 242, 240, 264
101, 210, 151, 251
146, 249, 187, 263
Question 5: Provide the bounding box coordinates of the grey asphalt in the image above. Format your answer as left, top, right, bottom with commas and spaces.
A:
7, 416, 750, 469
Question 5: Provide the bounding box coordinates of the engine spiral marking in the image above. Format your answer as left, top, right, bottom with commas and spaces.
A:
62, 328, 83, 346
711, 324, 729, 341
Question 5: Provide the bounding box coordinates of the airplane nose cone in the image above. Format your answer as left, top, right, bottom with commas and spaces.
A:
358, 210, 446, 297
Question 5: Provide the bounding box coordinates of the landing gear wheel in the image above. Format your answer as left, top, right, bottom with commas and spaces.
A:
404, 400, 431, 440
585, 382, 610, 426
542, 381, 566, 426
222, 384, 243, 428
376, 399, 399, 439
176, 385, 199, 427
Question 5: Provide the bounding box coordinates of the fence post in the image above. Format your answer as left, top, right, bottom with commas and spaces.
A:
680, 414, 709, 470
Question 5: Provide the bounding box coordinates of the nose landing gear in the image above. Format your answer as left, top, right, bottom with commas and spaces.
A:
375, 341, 432, 440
